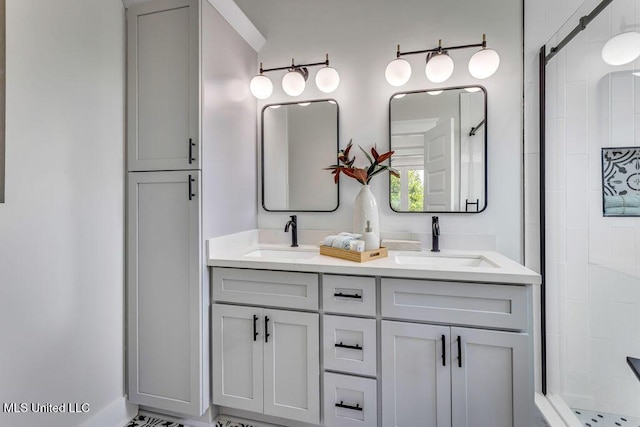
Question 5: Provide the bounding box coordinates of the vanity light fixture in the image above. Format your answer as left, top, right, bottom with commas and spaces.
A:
425, 42, 455, 83
386, 34, 500, 86
601, 31, 640, 66
249, 54, 340, 99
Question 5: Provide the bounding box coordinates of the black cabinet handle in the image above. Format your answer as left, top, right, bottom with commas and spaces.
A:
457, 336, 462, 368
441, 334, 446, 366
335, 401, 362, 411
334, 292, 362, 299
188, 138, 195, 164
264, 316, 270, 343
253, 315, 258, 342
188, 174, 195, 200
335, 342, 362, 350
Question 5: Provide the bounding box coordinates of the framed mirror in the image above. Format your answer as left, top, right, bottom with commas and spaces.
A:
261, 99, 339, 212
602, 147, 640, 217
389, 86, 487, 213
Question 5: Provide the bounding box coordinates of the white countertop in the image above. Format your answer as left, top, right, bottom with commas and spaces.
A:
207, 230, 541, 285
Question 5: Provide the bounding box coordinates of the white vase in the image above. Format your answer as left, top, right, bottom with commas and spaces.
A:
353, 184, 380, 239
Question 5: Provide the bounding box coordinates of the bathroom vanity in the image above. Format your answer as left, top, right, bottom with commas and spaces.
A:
207, 231, 541, 427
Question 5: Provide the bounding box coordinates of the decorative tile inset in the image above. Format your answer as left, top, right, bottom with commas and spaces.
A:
602, 148, 640, 197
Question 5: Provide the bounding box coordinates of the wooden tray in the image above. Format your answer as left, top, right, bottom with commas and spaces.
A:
320, 245, 388, 263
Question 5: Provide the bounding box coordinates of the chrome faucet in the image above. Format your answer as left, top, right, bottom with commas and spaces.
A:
431, 216, 440, 252
284, 215, 298, 247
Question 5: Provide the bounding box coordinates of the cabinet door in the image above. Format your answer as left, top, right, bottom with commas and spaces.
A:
263, 309, 320, 424
381, 321, 451, 427
451, 328, 531, 427
127, 171, 203, 415
212, 304, 263, 413
127, 0, 199, 171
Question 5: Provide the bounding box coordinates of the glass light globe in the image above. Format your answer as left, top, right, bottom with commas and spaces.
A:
464, 87, 482, 93
249, 74, 273, 99
385, 58, 412, 86
601, 32, 640, 66
468, 48, 500, 79
315, 67, 340, 93
282, 71, 306, 96
427, 90, 443, 96
425, 53, 454, 83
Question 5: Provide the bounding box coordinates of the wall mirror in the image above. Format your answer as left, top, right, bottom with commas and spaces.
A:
262, 99, 339, 212
389, 86, 487, 213
602, 147, 640, 217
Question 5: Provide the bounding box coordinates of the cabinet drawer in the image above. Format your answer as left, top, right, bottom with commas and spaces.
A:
323, 275, 376, 316
324, 373, 377, 427
381, 278, 528, 330
323, 315, 377, 377
212, 268, 318, 310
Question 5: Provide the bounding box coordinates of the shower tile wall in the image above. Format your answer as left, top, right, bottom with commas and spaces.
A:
542, 0, 640, 418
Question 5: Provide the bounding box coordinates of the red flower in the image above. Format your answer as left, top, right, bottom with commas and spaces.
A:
325, 139, 399, 185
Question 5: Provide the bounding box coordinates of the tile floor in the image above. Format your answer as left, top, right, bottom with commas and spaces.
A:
130, 409, 554, 427
573, 408, 640, 427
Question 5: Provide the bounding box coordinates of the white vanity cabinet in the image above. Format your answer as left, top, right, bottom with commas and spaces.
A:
127, 170, 204, 415
211, 268, 320, 425
125, 0, 257, 416
206, 253, 539, 427
127, 0, 199, 172
381, 277, 532, 427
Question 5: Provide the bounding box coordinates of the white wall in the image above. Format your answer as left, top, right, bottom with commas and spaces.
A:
238, 0, 524, 261
201, 0, 258, 238
0, 1, 131, 426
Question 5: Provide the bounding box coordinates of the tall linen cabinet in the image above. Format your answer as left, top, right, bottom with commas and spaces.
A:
126, 0, 258, 416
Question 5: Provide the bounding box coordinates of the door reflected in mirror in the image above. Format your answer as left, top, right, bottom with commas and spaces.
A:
389, 86, 487, 213
262, 99, 339, 212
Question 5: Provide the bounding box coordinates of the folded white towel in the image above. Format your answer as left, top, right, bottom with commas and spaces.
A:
332, 235, 355, 250
323, 232, 362, 247
323, 235, 337, 246
338, 232, 362, 238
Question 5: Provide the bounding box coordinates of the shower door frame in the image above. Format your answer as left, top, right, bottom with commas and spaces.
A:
538, 0, 615, 397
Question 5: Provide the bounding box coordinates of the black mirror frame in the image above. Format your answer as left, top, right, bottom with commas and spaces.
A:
387, 84, 488, 214
261, 98, 340, 213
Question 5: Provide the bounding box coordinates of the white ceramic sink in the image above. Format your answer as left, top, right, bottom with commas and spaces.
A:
394, 252, 497, 268
243, 248, 318, 260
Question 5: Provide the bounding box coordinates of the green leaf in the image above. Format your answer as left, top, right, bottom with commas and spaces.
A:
358, 145, 373, 164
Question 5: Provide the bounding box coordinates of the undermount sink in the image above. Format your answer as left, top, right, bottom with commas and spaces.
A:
243, 248, 318, 260
394, 252, 497, 268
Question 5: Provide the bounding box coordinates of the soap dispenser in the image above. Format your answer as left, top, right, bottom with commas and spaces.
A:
362, 220, 380, 251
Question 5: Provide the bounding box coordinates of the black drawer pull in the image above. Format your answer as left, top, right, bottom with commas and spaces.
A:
335, 401, 362, 411
253, 315, 258, 341
334, 292, 362, 299
188, 138, 195, 164
441, 334, 446, 366
264, 316, 270, 343
188, 174, 195, 200
457, 336, 462, 368
335, 342, 362, 350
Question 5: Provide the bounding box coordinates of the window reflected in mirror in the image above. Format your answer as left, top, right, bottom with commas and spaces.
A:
389, 86, 486, 213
